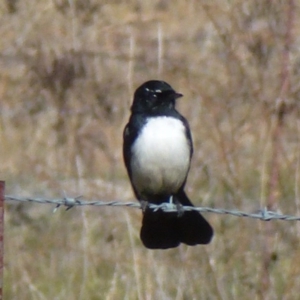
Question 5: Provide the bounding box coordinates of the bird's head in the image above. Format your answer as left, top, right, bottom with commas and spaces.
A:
131, 80, 183, 114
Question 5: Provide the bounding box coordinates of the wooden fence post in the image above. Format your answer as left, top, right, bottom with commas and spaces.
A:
0, 181, 4, 300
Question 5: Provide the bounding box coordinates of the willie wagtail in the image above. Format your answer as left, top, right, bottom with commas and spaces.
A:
123, 80, 213, 249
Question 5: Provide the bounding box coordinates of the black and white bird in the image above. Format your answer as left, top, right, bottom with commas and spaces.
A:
123, 80, 213, 249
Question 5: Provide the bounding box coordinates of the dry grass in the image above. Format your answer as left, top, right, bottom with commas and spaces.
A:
1, 0, 300, 299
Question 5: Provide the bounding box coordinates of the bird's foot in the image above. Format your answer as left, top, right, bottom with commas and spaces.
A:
176, 201, 184, 217
169, 196, 184, 217
140, 200, 149, 212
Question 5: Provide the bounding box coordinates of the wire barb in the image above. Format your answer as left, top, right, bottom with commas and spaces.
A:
4, 195, 300, 221
53, 195, 83, 213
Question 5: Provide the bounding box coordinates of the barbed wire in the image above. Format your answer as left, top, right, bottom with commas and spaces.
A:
4, 195, 300, 222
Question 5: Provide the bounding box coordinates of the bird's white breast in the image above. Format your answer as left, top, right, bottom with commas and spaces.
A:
131, 116, 191, 196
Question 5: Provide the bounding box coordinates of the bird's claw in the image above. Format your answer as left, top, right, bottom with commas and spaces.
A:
176, 201, 184, 217
140, 200, 149, 212
169, 195, 184, 217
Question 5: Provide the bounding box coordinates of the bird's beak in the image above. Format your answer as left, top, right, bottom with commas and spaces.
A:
174, 92, 183, 99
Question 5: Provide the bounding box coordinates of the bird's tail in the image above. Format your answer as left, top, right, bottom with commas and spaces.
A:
140, 191, 213, 249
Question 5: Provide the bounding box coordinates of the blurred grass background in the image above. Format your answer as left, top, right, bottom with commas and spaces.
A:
1, 0, 300, 299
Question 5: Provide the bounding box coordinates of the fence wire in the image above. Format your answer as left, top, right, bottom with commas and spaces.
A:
4, 195, 300, 221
